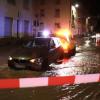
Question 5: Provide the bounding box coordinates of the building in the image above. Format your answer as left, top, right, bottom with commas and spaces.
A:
0, 0, 72, 38
33, 0, 71, 37
71, 3, 87, 36
0, 0, 33, 38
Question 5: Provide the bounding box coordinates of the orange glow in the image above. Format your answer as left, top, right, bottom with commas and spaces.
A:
60, 38, 69, 51
55, 29, 72, 42
55, 29, 72, 51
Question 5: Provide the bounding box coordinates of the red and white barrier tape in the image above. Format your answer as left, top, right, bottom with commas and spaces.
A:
96, 34, 100, 45
0, 74, 100, 89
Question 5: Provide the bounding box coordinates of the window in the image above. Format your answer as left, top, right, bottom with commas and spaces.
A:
55, 23, 61, 28
7, 0, 16, 5
39, 22, 44, 30
34, 14, 38, 18
33, 20, 39, 27
40, 9, 45, 17
55, 0, 60, 5
4, 17, 13, 37
34, 20, 37, 26
40, 0, 45, 5
50, 40, 55, 49
23, 0, 29, 9
24, 20, 29, 36
55, 9, 60, 18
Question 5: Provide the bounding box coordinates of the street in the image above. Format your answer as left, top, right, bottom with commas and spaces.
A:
0, 36, 100, 100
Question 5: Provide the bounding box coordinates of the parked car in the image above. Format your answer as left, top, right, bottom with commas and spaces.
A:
8, 37, 64, 70
91, 33, 100, 43
8, 37, 76, 70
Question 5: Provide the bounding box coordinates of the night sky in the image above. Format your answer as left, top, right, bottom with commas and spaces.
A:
76, 0, 100, 16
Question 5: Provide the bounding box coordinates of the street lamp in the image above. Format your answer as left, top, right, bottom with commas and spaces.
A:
71, 3, 80, 35
75, 4, 79, 8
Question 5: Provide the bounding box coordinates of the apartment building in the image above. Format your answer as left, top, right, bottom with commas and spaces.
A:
0, 0, 72, 38
33, 0, 71, 37
0, 0, 33, 38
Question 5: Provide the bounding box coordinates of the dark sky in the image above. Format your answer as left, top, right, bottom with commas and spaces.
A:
76, 0, 100, 16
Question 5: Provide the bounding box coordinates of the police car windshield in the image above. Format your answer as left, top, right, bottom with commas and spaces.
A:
34, 38, 50, 46
26, 38, 50, 47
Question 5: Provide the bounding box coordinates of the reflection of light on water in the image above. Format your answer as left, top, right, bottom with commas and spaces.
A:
44, 50, 99, 77
76, 46, 81, 51
56, 67, 75, 76
58, 84, 80, 100
47, 55, 85, 76
84, 40, 91, 47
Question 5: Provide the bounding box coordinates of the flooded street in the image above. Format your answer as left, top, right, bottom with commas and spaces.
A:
0, 37, 100, 100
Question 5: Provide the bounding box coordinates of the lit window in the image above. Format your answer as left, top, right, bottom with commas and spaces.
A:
7, 0, 16, 5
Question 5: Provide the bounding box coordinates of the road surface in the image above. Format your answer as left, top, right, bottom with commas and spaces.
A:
0, 37, 100, 100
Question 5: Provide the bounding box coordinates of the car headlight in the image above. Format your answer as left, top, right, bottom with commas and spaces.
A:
30, 58, 42, 64
8, 56, 13, 60
30, 59, 35, 63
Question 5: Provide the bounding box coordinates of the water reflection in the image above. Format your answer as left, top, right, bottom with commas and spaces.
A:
84, 40, 91, 47
43, 50, 100, 77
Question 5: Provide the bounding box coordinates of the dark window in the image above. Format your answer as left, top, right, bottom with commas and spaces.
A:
40, 9, 45, 17
55, 0, 60, 5
34, 14, 38, 18
33, 20, 39, 27
55, 9, 60, 18
37, 32, 42, 37
7, 0, 16, 5
24, 20, 29, 36
17, 20, 20, 38
40, 0, 45, 5
34, 20, 37, 26
23, 0, 29, 9
55, 23, 61, 28
40, 22, 44, 30
50, 40, 55, 48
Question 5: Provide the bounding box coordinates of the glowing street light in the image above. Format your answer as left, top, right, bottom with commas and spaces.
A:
75, 4, 79, 8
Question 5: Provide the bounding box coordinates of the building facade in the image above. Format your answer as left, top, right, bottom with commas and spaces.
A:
71, 3, 88, 36
0, 0, 72, 38
0, 0, 33, 38
33, 0, 71, 37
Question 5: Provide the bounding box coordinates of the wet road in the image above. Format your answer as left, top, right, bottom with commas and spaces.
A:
0, 37, 100, 100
